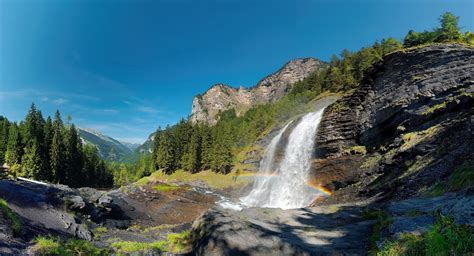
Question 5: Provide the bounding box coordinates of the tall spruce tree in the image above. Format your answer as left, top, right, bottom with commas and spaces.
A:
5, 123, 22, 169
156, 128, 175, 173
65, 124, 83, 187
200, 125, 212, 170
0, 117, 10, 164
182, 129, 202, 173
50, 111, 66, 183
20, 140, 43, 178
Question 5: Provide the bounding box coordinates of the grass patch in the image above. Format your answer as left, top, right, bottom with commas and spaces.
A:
111, 240, 167, 254
423, 162, 473, 197
141, 169, 252, 190
32, 236, 108, 255
0, 198, 21, 236
152, 183, 181, 192
378, 216, 474, 256
378, 233, 424, 256
94, 226, 107, 234
422, 101, 448, 115
167, 230, 192, 253
401, 125, 440, 151
110, 230, 192, 254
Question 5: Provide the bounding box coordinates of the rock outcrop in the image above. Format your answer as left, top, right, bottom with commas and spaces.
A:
192, 204, 374, 255
190, 58, 326, 124
313, 43, 474, 202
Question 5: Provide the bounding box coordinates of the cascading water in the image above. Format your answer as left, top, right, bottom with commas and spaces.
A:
241, 108, 326, 209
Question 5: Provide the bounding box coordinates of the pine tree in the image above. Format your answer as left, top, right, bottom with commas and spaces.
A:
200, 125, 212, 170
65, 124, 83, 187
437, 12, 462, 41
5, 123, 22, 170
156, 129, 176, 173
0, 117, 10, 164
210, 127, 233, 174
151, 127, 162, 171
182, 129, 201, 173
50, 111, 66, 183
20, 140, 43, 178
41, 116, 53, 180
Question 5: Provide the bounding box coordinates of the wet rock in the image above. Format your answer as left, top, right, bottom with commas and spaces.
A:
440, 194, 474, 226
389, 215, 436, 237
64, 195, 86, 211
192, 205, 373, 255
79, 187, 104, 203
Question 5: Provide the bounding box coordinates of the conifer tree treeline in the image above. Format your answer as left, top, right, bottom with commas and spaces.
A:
0, 104, 113, 187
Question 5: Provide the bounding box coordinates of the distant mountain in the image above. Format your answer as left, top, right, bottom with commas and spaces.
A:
120, 141, 141, 151
134, 132, 155, 155
78, 128, 137, 162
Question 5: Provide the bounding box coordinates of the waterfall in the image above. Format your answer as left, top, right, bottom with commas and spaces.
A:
241, 108, 326, 209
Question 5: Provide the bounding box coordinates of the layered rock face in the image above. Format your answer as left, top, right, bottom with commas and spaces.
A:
313, 43, 474, 201
190, 58, 326, 124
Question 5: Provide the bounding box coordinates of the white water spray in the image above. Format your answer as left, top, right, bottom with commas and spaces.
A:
241, 108, 326, 209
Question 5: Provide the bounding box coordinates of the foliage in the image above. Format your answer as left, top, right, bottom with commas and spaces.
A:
0, 198, 22, 236
378, 216, 474, 256
0, 104, 113, 188
111, 240, 167, 254
152, 183, 181, 192
167, 230, 192, 253
377, 233, 424, 256
403, 12, 471, 47
447, 162, 474, 191
32, 236, 108, 256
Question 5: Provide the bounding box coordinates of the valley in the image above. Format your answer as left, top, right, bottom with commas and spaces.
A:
0, 11, 473, 256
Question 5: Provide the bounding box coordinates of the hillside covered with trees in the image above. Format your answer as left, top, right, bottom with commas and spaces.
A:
0, 104, 113, 187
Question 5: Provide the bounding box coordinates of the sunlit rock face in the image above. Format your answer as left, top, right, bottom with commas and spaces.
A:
190, 58, 326, 125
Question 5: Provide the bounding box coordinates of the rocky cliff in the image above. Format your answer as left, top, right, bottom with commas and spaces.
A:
312, 43, 474, 202
190, 58, 326, 124
191, 43, 474, 256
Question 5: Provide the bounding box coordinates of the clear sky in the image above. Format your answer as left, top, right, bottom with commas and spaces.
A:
1, 0, 473, 144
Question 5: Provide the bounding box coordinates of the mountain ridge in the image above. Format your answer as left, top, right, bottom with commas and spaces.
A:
190, 57, 326, 124
77, 127, 138, 162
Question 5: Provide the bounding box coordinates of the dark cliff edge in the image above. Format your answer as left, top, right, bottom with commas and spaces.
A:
313, 43, 474, 203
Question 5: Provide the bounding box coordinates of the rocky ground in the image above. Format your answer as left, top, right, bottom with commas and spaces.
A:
0, 178, 217, 255
192, 190, 473, 255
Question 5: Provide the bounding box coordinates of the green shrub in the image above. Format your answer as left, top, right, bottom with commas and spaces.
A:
378, 216, 474, 256
32, 236, 108, 255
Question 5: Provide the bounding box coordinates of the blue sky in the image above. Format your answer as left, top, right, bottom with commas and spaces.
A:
1, 0, 473, 144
